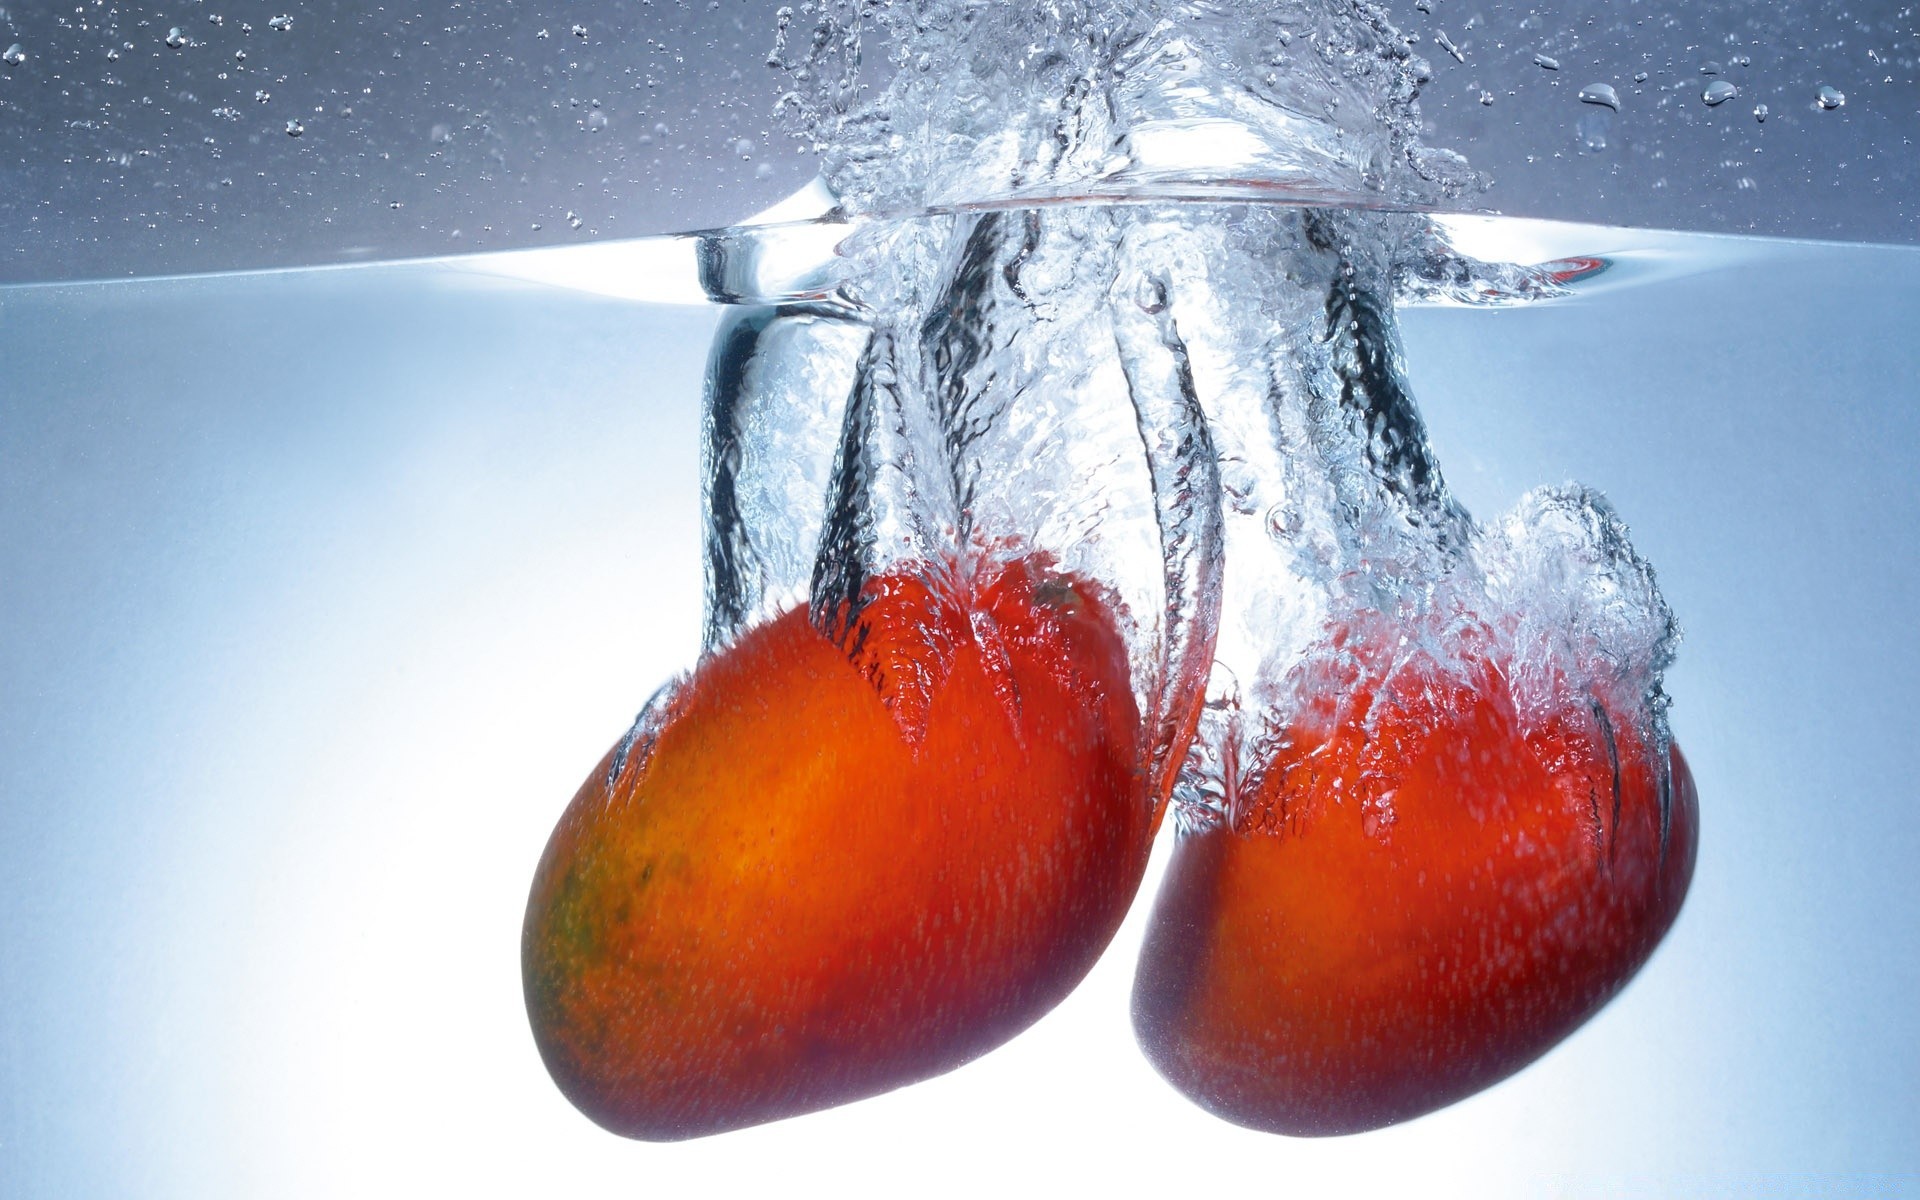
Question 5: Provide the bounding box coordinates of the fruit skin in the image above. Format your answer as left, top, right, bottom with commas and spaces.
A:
1132, 629, 1699, 1137
523, 557, 1149, 1140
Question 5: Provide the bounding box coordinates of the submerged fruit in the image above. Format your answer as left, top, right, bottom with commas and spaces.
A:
1132, 621, 1698, 1136
523, 557, 1150, 1140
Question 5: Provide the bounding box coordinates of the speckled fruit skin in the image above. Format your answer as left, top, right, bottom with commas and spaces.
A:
523, 558, 1150, 1141
1132, 636, 1698, 1137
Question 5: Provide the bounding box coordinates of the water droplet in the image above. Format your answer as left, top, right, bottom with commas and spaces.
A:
267, 14, 292, 32
1816, 85, 1845, 110
233, 49, 246, 62
1, 43, 23, 66
567, 211, 583, 229
1753, 104, 1769, 123
572, 24, 588, 39
1632, 71, 1648, 84
1478, 90, 1495, 106
254, 89, 270, 103
284, 118, 303, 137
1700, 61, 1723, 76
105, 47, 120, 61
1702, 80, 1738, 107
1433, 31, 1465, 64
1533, 53, 1560, 71
165, 27, 188, 49
1578, 83, 1619, 111
535, 28, 550, 39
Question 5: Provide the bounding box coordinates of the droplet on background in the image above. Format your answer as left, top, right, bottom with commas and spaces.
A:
1702, 80, 1738, 106
1533, 53, 1560, 70
1, 43, 24, 66
1816, 85, 1845, 110
1578, 83, 1619, 111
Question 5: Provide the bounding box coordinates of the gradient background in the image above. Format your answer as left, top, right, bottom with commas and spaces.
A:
3, 220, 1917, 1194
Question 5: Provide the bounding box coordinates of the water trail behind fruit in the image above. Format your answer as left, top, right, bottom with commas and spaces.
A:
695, 0, 1679, 824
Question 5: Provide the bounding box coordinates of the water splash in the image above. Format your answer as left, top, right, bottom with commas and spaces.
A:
701, 0, 1677, 826
772, 0, 1484, 216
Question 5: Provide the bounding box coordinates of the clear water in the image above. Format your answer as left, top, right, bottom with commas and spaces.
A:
4, 217, 1918, 1193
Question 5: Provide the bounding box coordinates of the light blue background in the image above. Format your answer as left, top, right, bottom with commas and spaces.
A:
2, 230, 1916, 1194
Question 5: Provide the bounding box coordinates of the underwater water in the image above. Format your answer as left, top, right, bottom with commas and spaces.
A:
3, 213, 1917, 1193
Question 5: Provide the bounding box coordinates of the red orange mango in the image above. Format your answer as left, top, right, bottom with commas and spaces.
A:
522, 558, 1152, 1139
1132, 623, 1698, 1135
